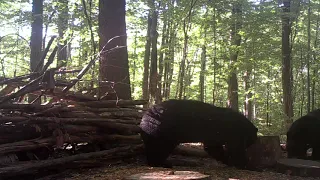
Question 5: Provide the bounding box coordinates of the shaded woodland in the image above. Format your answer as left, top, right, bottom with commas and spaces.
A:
0, 0, 320, 178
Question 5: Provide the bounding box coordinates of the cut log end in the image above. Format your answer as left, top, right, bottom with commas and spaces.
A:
125, 171, 210, 180
276, 158, 320, 177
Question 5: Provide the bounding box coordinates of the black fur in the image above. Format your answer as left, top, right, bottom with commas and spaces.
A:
139, 99, 258, 169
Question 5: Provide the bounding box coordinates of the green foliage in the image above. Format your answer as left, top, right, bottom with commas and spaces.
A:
1, 0, 320, 136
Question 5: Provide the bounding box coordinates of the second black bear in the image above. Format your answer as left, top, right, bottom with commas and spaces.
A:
287, 109, 320, 160
139, 99, 258, 169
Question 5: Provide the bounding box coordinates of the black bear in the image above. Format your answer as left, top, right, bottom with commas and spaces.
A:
287, 109, 320, 160
139, 99, 258, 169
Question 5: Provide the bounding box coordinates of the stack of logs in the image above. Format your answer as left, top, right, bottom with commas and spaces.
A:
0, 94, 147, 177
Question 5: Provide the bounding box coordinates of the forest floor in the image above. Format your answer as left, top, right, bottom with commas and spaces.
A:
25, 155, 319, 180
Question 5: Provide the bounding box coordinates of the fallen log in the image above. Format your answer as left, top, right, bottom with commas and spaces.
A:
0, 116, 140, 125
33, 104, 68, 116
78, 100, 148, 108
0, 134, 142, 155
58, 111, 100, 118
86, 107, 143, 113
100, 111, 143, 119
0, 144, 144, 177
276, 158, 320, 177
45, 88, 98, 102
125, 171, 210, 180
0, 125, 43, 144
0, 103, 53, 111
50, 124, 100, 135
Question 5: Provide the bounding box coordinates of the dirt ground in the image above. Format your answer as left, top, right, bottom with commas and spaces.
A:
33, 155, 320, 180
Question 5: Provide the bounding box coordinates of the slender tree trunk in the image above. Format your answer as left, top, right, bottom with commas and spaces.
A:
57, 0, 68, 69
227, 2, 242, 111
200, 45, 206, 102
281, 0, 294, 129
299, 43, 304, 117
213, 6, 217, 105
142, 15, 152, 104
162, 21, 171, 100
311, 7, 319, 111
178, 0, 196, 100
149, 7, 158, 103
29, 0, 43, 103
244, 69, 253, 120
131, 31, 138, 95
266, 70, 271, 126
157, 11, 168, 103
306, 0, 311, 113
164, 23, 176, 100
178, 22, 188, 99
98, 0, 131, 100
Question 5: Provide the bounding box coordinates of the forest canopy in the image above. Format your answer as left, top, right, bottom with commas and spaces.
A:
0, 0, 318, 137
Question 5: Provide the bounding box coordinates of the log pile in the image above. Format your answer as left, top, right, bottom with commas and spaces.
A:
0, 39, 148, 177
0, 97, 147, 176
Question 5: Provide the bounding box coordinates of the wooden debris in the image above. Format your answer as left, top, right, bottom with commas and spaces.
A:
125, 171, 210, 180
0, 144, 144, 177
276, 158, 320, 177
247, 136, 282, 168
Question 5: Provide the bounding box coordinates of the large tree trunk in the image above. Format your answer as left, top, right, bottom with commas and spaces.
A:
281, 0, 294, 129
98, 0, 131, 100
227, 2, 242, 111
29, 0, 43, 103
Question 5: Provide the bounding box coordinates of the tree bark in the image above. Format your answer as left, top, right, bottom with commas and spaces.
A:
281, 0, 294, 129
57, 0, 69, 69
157, 10, 168, 104
142, 15, 152, 105
306, 0, 311, 113
199, 45, 206, 102
178, 0, 196, 100
98, 0, 131, 100
149, 3, 158, 103
227, 2, 242, 111
29, 0, 43, 103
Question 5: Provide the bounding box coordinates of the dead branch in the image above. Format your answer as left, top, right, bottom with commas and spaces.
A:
0, 144, 144, 177
0, 134, 142, 155
78, 100, 148, 108
0, 116, 139, 125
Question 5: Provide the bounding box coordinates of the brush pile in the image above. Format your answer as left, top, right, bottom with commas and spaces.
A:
0, 38, 147, 177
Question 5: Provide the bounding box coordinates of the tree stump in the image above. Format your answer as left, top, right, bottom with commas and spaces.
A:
125, 171, 210, 180
276, 158, 320, 177
246, 136, 282, 168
